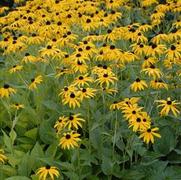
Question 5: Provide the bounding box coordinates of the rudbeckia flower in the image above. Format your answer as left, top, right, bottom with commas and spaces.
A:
0, 84, 16, 98
150, 79, 168, 90
73, 74, 93, 87
11, 103, 24, 110
122, 105, 143, 121
155, 97, 180, 117
9, 64, 23, 73
166, 44, 181, 59
54, 116, 67, 133
130, 78, 148, 92
36, 165, 60, 180
0, 149, 7, 164
139, 127, 161, 144
65, 113, 85, 130
128, 116, 150, 132
59, 131, 81, 149
29, 75, 43, 90
95, 71, 118, 88
62, 91, 81, 109
79, 87, 96, 101
141, 64, 163, 79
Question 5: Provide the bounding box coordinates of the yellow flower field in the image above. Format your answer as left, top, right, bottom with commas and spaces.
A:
0, 0, 181, 179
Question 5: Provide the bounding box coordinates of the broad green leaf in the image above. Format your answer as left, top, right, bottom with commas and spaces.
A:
153, 126, 176, 155
6, 176, 30, 180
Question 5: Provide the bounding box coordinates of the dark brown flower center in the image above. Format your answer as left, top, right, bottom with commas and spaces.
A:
79, 76, 83, 80
171, 45, 176, 50
103, 74, 108, 78
136, 78, 140, 82
45, 165, 51, 169
65, 134, 71, 139
4, 84, 10, 89
136, 118, 141, 122
167, 100, 172, 105
70, 93, 75, 98
82, 88, 87, 92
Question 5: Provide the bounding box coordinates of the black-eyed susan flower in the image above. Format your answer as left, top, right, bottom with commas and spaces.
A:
11, 103, 24, 110
9, 64, 23, 73
139, 127, 161, 144
119, 97, 140, 110
130, 78, 148, 92
0, 84, 16, 98
79, 87, 96, 100
100, 87, 118, 95
109, 101, 122, 110
0, 149, 7, 164
71, 60, 88, 74
59, 86, 77, 98
150, 79, 168, 90
62, 91, 81, 109
22, 53, 37, 63
122, 105, 143, 121
59, 131, 81, 149
166, 44, 181, 59
54, 116, 67, 133
128, 116, 150, 132
73, 74, 93, 87
29, 75, 43, 90
155, 97, 180, 117
36, 165, 60, 180
146, 43, 166, 56
141, 64, 163, 79
95, 71, 118, 88
65, 113, 85, 130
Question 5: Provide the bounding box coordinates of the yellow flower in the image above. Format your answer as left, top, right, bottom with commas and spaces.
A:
95, 71, 118, 88
122, 105, 143, 121
0, 149, 7, 164
0, 84, 16, 98
166, 44, 181, 59
73, 74, 93, 87
9, 65, 23, 73
65, 113, 85, 130
150, 79, 168, 90
59, 131, 81, 149
62, 91, 81, 109
139, 127, 161, 144
130, 78, 148, 92
11, 103, 24, 110
79, 87, 96, 100
119, 97, 140, 110
141, 64, 163, 79
54, 116, 67, 133
110, 101, 122, 110
155, 97, 180, 117
36, 165, 60, 180
128, 115, 151, 132
29, 75, 43, 90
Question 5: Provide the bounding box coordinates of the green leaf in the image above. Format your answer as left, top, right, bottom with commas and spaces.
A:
39, 120, 56, 144
18, 153, 34, 176
2, 131, 13, 152
101, 156, 113, 175
153, 126, 176, 155
0, 165, 17, 177
9, 129, 17, 145
6, 176, 30, 180
24, 128, 38, 140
